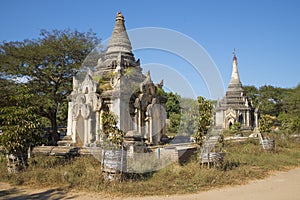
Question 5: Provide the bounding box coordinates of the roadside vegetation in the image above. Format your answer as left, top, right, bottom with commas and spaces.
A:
0, 133, 299, 196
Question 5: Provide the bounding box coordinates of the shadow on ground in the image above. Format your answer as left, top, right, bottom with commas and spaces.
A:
0, 187, 78, 200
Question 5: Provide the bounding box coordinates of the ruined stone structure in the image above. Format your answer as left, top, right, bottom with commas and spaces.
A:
215, 53, 255, 130
66, 12, 167, 146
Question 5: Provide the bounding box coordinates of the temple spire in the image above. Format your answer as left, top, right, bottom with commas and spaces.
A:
228, 50, 242, 91
106, 12, 132, 55
229, 50, 241, 83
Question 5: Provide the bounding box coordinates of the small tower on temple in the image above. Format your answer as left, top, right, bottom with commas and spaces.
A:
215, 51, 254, 130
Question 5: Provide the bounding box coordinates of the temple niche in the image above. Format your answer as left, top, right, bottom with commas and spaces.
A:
66, 12, 167, 147
215, 53, 256, 131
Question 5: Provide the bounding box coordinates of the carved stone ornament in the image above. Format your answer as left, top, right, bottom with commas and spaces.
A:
76, 94, 86, 104
72, 103, 90, 119
81, 104, 90, 119
92, 94, 102, 111
134, 97, 140, 108
226, 108, 236, 120
72, 104, 80, 119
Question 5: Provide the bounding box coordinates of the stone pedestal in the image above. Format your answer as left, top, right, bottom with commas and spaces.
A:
6, 153, 27, 174
101, 148, 127, 181
123, 131, 147, 158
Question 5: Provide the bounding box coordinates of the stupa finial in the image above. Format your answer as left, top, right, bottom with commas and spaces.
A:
106, 12, 132, 54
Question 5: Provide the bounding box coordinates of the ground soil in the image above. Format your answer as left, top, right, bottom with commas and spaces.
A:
1, 168, 300, 200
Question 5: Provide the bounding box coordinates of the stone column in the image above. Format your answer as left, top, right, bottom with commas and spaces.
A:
148, 116, 152, 144
161, 105, 167, 137
71, 118, 77, 143
138, 109, 142, 135
88, 118, 94, 144
99, 110, 103, 142
67, 101, 73, 136
142, 110, 147, 139
254, 111, 259, 128
134, 108, 139, 132
83, 119, 88, 146
95, 111, 100, 142
223, 111, 226, 129
246, 111, 250, 127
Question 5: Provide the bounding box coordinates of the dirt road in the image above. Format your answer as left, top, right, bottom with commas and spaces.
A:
1, 168, 300, 200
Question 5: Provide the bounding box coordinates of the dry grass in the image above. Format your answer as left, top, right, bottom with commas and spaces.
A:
0, 134, 299, 196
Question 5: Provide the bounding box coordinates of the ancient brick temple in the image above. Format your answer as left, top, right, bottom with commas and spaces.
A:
215, 53, 256, 130
66, 12, 167, 146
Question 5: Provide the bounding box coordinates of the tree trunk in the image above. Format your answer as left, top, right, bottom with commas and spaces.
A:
50, 111, 59, 145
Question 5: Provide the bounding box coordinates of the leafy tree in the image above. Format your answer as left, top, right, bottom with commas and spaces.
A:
240, 84, 300, 134
178, 98, 198, 135
167, 113, 181, 135
0, 85, 44, 155
195, 96, 213, 145
259, 114, 274, 136
0, 29, 100, 144
244, 84, 300, 133
166, 92, 181, 118
165, 92, 181, 135
278, 84, 300, 133
0, 78, 16, 108
289, 116, 300, 134
281, 116, 298, 134
243, 85, 259, 108
258, 85, 284, 117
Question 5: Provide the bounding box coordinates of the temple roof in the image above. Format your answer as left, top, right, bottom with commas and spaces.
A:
106, 12, 133, 55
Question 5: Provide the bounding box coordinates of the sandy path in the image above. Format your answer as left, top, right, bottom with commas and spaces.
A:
1, 168, 300, 200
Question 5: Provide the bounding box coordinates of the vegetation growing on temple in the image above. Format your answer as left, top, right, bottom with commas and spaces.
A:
101, 111, 124, 147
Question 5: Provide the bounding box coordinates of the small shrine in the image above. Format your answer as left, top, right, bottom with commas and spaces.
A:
66, 12, 167, 147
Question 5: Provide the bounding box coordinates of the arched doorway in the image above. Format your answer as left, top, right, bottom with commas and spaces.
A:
227, 118, 235, 130
228, 121, 233, 129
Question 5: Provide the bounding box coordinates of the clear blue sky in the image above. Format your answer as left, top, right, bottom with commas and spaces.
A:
1, 0, 299, 99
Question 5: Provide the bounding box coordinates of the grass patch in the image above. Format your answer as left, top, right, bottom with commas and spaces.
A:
0, 135, 299, 196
